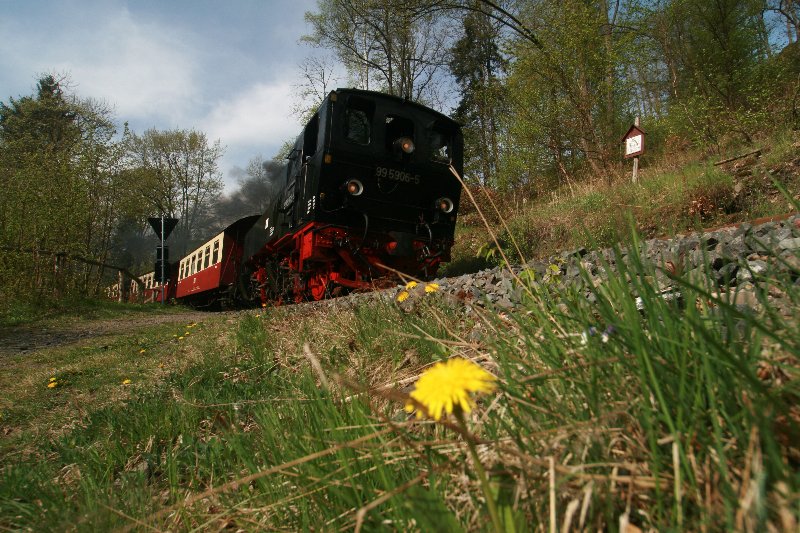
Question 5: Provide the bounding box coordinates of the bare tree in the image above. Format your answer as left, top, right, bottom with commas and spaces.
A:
291, 55, 342, 123
304, 0, 454, 106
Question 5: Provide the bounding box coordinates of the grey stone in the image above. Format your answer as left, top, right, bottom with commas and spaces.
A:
733, 223, 752, 237
755, 221, 776, 237
778, 237, 800, 251
745, 235, 774, 254
717, 262, 739, 285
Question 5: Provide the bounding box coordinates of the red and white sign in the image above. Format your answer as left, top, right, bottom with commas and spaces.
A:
622, 124, 646, 158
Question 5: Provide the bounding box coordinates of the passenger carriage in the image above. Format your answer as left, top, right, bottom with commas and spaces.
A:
175, 216, 260, 304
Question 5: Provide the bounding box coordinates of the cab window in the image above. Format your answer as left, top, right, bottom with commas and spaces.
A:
430, 122, 452, 164
344, 97, 374, 145
303, 114, 319, 156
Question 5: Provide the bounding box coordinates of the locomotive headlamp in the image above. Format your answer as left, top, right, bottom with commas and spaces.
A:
436, 197, 454, 213
394, 137, 415, 154
346, 179, 364, 196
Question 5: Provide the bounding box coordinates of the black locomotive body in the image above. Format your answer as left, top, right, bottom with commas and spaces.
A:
241, 88, 463, 303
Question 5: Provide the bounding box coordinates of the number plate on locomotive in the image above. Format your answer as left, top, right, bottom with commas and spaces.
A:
374, 166, 420, 184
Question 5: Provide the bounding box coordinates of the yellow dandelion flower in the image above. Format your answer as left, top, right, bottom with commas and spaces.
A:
405, 358, 496, 421
139, 349, 146, 354
49, 377, 57, 382
396, 290, 410, 303
405, 281, 418, 289
47, 381, 58, 388
184, 331, 190, 335
424, 282, 440, 293
122, 379, 131, 385
261, 303, 267, 308
173, 334, 178, 337
178, 336, 184, 340
255, 314, 261, 318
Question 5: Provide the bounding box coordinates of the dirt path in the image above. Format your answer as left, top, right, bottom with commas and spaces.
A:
0, 311, 218, 356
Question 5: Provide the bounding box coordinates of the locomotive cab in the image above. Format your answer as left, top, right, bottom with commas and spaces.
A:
319, 90, 463, 243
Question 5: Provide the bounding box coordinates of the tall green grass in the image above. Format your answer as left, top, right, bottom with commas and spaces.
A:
1, 243, 798, 531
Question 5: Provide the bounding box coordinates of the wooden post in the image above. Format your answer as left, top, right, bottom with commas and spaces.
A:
632, 116, 640, 184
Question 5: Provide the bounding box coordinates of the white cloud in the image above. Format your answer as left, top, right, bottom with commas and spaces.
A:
0, 4, 199, 125
202, 82, 302, 149
65, 16, 198, 123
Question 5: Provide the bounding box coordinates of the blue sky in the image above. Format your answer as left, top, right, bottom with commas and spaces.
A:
0, 0, 326, 190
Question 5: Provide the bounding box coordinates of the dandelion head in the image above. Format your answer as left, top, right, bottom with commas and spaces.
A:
184, 331, 190, 335
47, 381, 58, 389
405, 281, 418, 289
178, 336, 184, 340
424, 282, 439, 293
139, 349, 146, 354
405, 358, 496, 421
49, 377, 57, 382
122, 379, 131, 385
396, 290, 410, 303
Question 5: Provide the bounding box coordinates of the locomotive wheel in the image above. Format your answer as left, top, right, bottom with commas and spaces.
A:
308, 271, 330, 301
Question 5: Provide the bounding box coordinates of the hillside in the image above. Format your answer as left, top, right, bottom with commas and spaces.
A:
447, 131, 800, 275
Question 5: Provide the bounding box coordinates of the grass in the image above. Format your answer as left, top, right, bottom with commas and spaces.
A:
1, 237, 798, 531
0, 294, 191, 328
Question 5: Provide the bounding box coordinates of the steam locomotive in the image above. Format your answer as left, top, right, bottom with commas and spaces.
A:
117, 89, 463, 306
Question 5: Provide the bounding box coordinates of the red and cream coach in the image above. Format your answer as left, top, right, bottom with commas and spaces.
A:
175, 216, 259, 304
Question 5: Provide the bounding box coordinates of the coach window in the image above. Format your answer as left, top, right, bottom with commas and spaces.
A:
344, 97, 373, 145
203, 246, 210, 269
213, 240, 220, 264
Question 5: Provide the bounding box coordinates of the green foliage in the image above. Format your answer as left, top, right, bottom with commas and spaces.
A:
122, 127, 224, 253
450, 5, 507, 185
499, 0, 637, 191
0, 75, 125, 300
